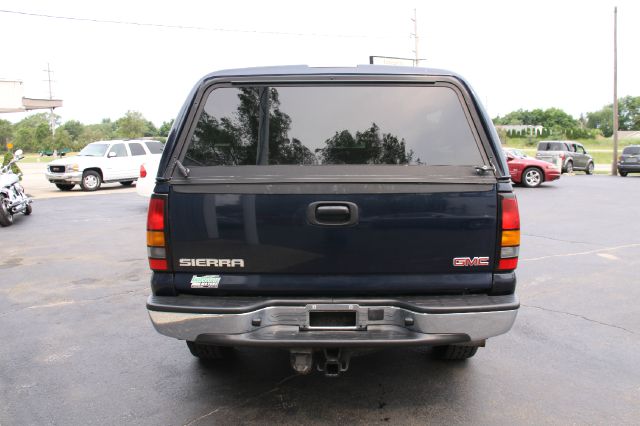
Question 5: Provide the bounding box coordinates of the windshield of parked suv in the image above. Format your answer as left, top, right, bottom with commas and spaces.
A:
184, 85, 483, 167
622, 146, 640, 155
78, 144, 109, 157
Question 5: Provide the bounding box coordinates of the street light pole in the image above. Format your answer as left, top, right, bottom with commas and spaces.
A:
43, 63, 56, 137
411, 9, 419, 66
611, 7, 618, 176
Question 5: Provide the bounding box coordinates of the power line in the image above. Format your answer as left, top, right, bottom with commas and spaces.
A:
0, 9, 394, 39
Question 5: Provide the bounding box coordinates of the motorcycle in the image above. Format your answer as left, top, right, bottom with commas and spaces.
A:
0, 149, 32, 226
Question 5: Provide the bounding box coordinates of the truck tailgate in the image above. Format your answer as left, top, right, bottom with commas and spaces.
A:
168, 184, 497, 294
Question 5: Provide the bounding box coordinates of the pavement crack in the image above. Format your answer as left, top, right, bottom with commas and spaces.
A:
521, 243, 640, 262
522, 304, 637, 335
0, 289, 148, 318
182, 373, 300, 426
522, 233, 597, 245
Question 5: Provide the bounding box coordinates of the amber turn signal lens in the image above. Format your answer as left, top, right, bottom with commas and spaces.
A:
146, 231, 165, 247
501, 230, 520, 247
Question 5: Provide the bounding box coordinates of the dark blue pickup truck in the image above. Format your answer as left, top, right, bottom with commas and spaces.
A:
145, 65, 520, 376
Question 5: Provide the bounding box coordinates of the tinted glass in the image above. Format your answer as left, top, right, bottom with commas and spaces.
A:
79, 144, 108, 157
145, 141, 164, 154
622, 146, 640, 155
109, 143, 128, 157
551, 143, 566, 151
184, 86, 482, 167
129, 143, 146, 156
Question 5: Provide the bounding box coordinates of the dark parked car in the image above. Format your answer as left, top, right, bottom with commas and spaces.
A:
145, 65, 520, 376
504, 148, 561, 187
535, 141, 594, 174
618, 145, 640, 176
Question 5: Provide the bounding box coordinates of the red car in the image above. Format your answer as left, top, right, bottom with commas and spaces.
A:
504, 148, 561, 188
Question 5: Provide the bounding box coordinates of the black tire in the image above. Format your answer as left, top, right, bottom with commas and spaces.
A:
55, 183, 75, 191
564, 161, 573, 174
585, 162, 594, 175
81, 170, 102, 191
0, 197, 13, 227
521, 167, 543, 188
24, 203, 32, 215
619, 170, 628, 177
432, 344, 479, 360
186, 341, 233, 360
120, 181, 134, 186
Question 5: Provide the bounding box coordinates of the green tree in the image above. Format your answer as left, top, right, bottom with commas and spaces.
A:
0, 119, 13, 152
618, 96, 640, 131
586, 105, 614, 137
115, 111, 152, 139
585, 96, 640, 137
52, 129, 72, 151
60, 120, 85, 142
159, 119, 174, 137
12, 113, 51, 152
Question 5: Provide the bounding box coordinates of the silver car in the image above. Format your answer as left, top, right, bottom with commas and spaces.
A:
535, 140, 595, 174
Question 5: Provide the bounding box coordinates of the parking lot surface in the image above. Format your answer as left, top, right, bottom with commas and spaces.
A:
1, 175, 639, 425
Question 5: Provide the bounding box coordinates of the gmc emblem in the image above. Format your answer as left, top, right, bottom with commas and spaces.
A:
453, 256, 490, 267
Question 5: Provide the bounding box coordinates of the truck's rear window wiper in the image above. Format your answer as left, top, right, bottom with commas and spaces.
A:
175, 160, 190, 177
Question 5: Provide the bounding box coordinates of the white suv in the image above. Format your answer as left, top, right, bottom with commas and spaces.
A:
45, 140, 164, 191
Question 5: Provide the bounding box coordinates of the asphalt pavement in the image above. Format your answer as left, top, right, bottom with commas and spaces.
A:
1, 174, 639, 425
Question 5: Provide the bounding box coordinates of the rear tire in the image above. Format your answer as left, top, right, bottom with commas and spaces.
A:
585, 162, 594, 175
24, 203, 32, 215
619, 170, 628, 177
55, 183, 75, 191
432, 344, 479, 360
522, 167, 543, 188
0, 196, 13, 227
186, 341, 233, 360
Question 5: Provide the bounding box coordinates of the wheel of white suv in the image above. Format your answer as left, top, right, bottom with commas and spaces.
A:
432, 344, 479, 360
81, 170, 102, 191
522, 167, 543, 188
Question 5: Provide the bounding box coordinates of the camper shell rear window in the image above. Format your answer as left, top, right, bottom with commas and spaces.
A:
182, 84, 484, 168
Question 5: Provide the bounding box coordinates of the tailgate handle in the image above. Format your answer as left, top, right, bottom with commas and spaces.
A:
308, 202, 358, 226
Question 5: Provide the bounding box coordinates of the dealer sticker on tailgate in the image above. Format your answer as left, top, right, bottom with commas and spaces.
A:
190, 275, 221, 289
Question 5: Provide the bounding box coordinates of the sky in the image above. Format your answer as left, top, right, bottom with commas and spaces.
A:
1, 0, 638, 127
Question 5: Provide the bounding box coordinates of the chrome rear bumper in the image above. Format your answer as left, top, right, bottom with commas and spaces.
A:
147, 294, 518, 347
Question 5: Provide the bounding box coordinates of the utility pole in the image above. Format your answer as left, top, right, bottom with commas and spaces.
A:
411, 9, 419, 66
43, 63, 56, 137
611, 7, 618, 176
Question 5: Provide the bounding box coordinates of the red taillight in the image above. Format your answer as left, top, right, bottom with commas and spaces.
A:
497, 194, 520, 272
147, 197, 165, 231
498, 258, 518, 270
147, 196, 168, 271
140, 164, 147, 178
501, 197, 520, 230
148, 258, 168, 270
